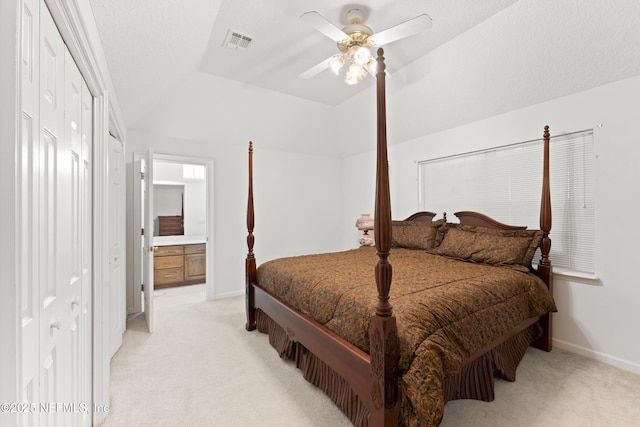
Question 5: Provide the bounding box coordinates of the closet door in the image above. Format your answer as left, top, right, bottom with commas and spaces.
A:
38, 5, 69, 426
19, 0, 42, 425
79, 78, 94, 427
65, 49, 93, 427
20, 2, 94, 426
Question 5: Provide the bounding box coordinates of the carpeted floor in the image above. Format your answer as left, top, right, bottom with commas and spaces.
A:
102, 285, 640, 427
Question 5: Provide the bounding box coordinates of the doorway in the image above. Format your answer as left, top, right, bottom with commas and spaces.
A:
132, 153, 215, 330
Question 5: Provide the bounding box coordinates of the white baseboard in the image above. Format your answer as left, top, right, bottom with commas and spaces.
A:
212, 289, 245, 300
553, 338, 640, 376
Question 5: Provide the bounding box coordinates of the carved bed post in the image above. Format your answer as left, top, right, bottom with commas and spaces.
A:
534, 126, 553, 351
246, 141, 257, 331
369, 48, 400, 427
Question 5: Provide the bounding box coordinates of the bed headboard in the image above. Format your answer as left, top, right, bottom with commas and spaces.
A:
454, 211, 527, 230
404, 211, 437, 222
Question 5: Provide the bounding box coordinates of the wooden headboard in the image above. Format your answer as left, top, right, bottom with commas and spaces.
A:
404, 211, 437, 222
454, 211, 527, 230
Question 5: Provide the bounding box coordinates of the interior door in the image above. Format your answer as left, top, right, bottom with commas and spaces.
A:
108, 136, 125, 356
65, 48, 94, 427
142, 149, 155, 332
78, 78, 93, 427
39, 6, 69, 426
20, 0, 42, 425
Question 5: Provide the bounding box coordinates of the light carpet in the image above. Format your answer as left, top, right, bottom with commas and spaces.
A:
102, 285, 640, 427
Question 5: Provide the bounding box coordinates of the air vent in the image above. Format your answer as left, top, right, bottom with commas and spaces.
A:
223, 30, 253, 51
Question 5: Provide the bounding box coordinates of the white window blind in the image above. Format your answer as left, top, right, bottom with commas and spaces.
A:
418, 130, 595, 275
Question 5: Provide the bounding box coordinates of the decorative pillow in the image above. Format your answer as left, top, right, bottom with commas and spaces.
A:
428, 224, 543, 267
391, 219, 446, 250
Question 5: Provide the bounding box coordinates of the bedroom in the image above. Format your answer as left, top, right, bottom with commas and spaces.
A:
1, 0, 639, 426
118, 0, 640, 376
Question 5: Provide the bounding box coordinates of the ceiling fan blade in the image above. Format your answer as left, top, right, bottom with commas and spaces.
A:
299, 56, 333, 79
301, 11, 349, 42
369, 14, 433, 46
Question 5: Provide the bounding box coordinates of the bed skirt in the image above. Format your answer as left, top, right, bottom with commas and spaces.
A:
255, 308, 540, 426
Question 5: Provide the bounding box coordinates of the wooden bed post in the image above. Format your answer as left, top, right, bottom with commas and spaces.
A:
533, 126, 553, 351
369, 48, 400, 427
246, 141, 257, 331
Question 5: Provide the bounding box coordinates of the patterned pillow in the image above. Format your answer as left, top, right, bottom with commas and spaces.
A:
391, 219, 446, 250
428, 224, 543, 267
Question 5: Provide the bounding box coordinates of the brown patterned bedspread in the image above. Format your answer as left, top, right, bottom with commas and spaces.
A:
256, 246, 556, 426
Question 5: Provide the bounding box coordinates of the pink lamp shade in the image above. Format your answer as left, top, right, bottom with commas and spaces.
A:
355, 214, 374, 231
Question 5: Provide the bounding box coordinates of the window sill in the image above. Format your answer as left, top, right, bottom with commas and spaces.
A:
538, 265, 600, 284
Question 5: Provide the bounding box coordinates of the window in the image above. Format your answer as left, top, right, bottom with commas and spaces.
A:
418, 130, 595, 275
183, 163, 206, 180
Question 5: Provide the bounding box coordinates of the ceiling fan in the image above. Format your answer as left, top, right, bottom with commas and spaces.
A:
299, 8, 432, 85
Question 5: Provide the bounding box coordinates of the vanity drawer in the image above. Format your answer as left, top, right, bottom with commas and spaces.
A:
155, 245, 184, 257
154, 255, 183, 270
154, 267, 184, 285
184, 244, 206, 254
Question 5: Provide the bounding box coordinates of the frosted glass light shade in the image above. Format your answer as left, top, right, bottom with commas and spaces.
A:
352, 46, 371, 65
328, 56, 344, 75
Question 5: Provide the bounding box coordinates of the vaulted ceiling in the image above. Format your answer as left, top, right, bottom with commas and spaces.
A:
90, 0, 640, 157
89, 1, 517, 128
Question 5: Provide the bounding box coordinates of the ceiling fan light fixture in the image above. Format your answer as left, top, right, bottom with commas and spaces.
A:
328, 55, 345, 75
300, 9, 432, 85
344, 62, 367, 85
352, 46, 371, 66
344, 71, 359, 85
351, 62, 367, 78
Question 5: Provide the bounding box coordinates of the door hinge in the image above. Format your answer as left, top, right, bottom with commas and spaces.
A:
141, 283, 144, 291
141, 228, 144, 235
140, 172, 145, 180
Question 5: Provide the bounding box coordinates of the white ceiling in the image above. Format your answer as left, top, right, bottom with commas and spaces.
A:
89, 0, 224, 128
89, 0, 517, 126
198, 0, 518, 105
90, 0, 640, 157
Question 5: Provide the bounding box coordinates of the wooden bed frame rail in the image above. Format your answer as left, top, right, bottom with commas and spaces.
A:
245, 49, 553, 426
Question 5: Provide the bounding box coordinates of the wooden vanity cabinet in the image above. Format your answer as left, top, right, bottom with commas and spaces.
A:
184, 244, 206, 281
154, 243, 206, 288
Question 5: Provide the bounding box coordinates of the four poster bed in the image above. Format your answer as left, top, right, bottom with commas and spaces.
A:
244, 49, 556, 427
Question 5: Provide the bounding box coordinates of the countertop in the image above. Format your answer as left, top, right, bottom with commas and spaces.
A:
153, 235, 207, 246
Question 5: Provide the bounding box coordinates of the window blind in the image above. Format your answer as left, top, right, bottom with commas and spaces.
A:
418, 130, 595, 274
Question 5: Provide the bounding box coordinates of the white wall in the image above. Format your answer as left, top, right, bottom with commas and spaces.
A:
131, 70, 342, 157
184, 180, 206, 236
126, 130, 345, 300
342, 75, 640, 374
